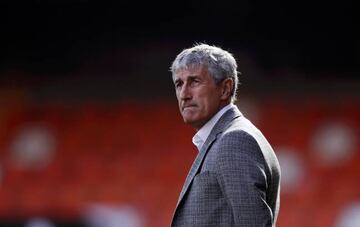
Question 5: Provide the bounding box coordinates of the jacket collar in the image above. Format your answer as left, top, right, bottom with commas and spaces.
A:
199, 105, 242, 154
175, 105, 242, 208
192, 103, 234, 152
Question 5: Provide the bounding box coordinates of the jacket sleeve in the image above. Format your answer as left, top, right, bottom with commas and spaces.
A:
215, 130, 274, 227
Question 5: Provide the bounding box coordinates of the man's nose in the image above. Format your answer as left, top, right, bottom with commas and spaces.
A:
179, 84, 191, 100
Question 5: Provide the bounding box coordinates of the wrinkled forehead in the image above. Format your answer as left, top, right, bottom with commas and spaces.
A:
174, 64, 208, 77
173, 65, 213, 83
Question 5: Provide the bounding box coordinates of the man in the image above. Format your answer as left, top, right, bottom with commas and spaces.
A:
170, 43, 281, 226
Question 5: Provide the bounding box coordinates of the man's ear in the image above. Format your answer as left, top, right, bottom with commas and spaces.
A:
220, 78, 233, 101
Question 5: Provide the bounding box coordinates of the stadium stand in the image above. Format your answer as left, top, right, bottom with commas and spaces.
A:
0, 96, 358, 227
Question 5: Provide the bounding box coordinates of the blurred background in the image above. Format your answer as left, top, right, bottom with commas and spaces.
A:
0, 1, 359, 226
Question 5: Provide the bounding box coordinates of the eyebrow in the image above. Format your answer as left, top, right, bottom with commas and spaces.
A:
184, 75, 201, 82
174, 75, 201, 84
187, 75, 200, 79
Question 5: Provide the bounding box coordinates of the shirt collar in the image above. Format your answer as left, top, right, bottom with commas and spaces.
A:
192, 103, 235, 151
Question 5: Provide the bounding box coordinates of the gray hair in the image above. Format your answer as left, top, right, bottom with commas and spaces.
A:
170, 43, 239, 102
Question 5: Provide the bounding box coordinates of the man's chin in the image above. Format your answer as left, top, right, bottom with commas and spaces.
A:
182, 117, 194, 125
182, 116, 196, 126
182, 117, 204, 130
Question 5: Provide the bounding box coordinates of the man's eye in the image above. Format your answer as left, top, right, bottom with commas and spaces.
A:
191, 79, 200, 85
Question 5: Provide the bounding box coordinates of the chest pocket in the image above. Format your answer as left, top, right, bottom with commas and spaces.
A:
192, 171, 222, 199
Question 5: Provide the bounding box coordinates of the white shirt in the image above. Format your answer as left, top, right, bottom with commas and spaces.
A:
192, 103, 235, 151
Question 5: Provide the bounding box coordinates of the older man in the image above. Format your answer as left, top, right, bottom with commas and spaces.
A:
170, 43, 281, 227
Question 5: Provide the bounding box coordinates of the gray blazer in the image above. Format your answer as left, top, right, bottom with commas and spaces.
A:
171, 106, 281, 227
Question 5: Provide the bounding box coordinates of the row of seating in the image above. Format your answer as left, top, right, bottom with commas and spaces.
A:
0, 98, 358, 226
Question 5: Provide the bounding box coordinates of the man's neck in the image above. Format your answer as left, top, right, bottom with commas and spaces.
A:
194, 101, 232, 131
192, 103, 235, 151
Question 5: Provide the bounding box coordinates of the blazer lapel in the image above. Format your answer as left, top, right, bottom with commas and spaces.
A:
176, 132, 217, 206
175, 106, 242, 207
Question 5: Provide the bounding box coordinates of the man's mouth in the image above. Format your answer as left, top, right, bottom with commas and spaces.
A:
182, 104, 197, 111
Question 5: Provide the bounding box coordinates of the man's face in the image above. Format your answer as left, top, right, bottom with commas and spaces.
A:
174, 65, 224, 129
